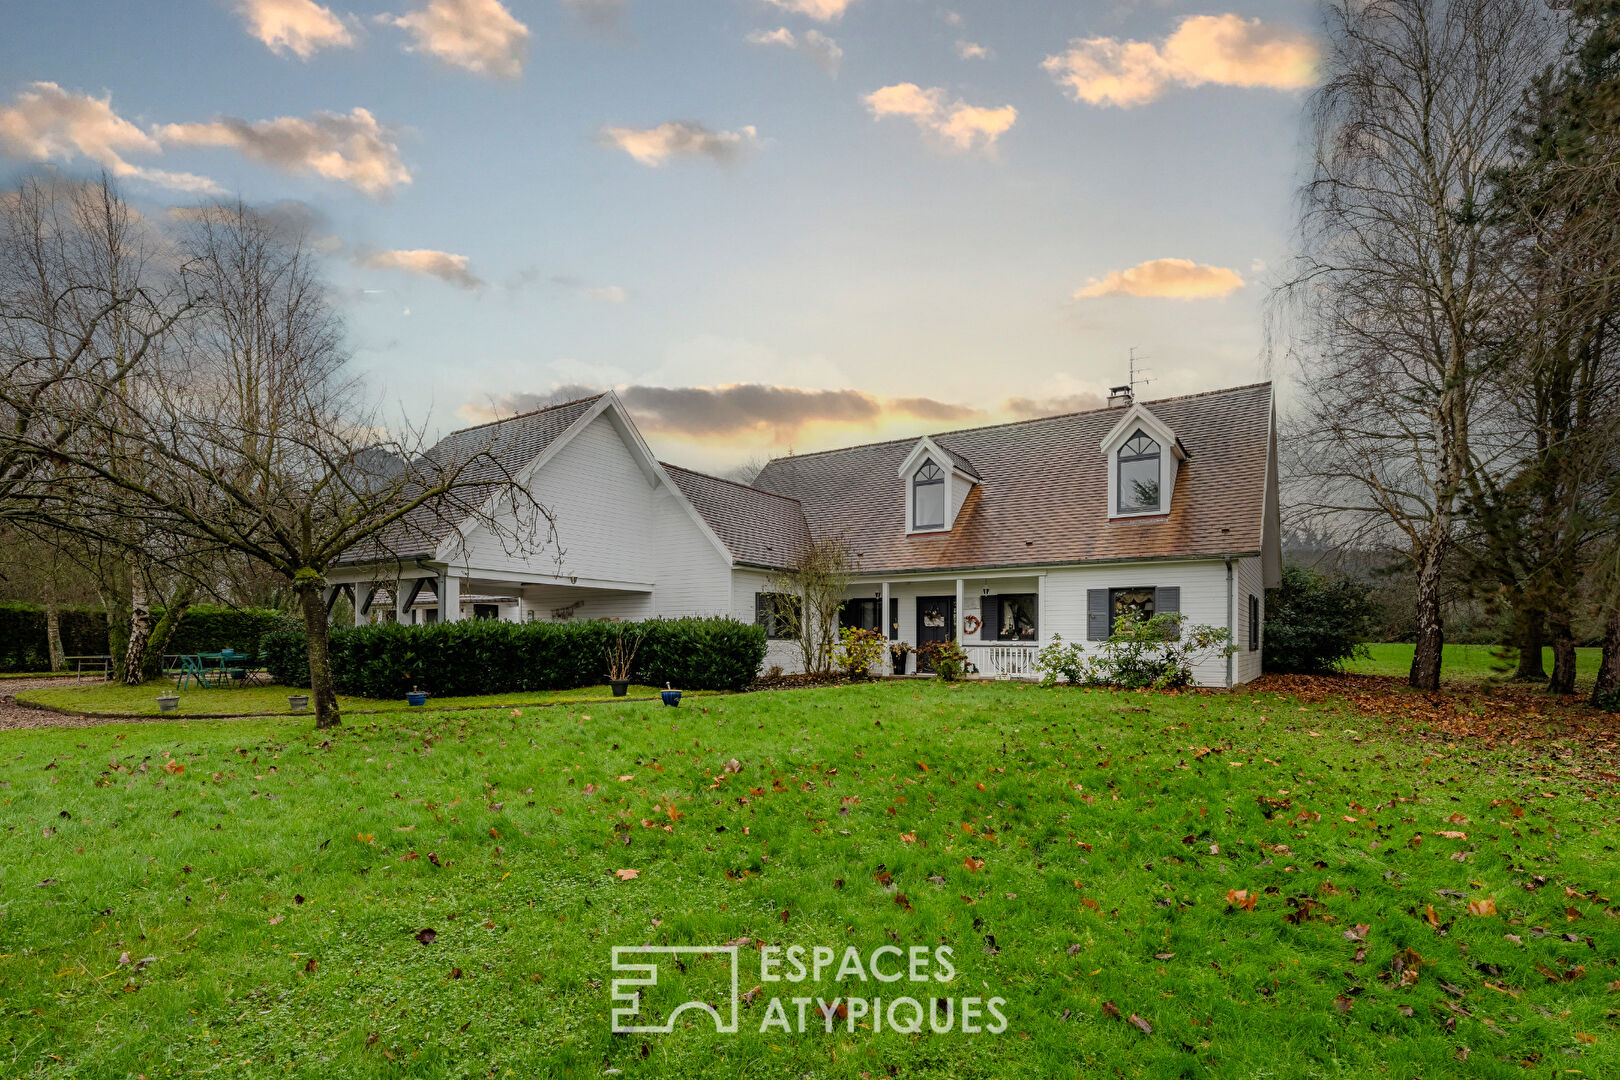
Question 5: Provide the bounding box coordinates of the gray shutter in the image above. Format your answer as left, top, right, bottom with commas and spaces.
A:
1028, 594, 1038, 640
1087, 589, 1109, 641
1156, 586, 1182, 640
755, 592, 770, 634
980, 595, 999, 640
888, 598, 899, 641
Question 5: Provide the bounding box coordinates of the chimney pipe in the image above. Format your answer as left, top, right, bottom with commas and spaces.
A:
1108, 385, 1133, 408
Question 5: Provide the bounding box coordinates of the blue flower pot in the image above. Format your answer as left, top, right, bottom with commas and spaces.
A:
406, 691, 428, 707
660, 690, 682, 707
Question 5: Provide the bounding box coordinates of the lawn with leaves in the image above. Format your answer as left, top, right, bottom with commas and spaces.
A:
0, 681, 1614, 1078
1348, 644, 1603, 687
14, 680, 684, 718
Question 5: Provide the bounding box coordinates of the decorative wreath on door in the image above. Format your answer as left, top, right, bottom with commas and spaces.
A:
963, 614, 982, 633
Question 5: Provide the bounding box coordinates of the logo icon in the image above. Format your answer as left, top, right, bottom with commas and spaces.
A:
610, 945, 740, 1034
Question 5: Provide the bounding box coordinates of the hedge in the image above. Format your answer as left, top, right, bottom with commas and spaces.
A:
0, 602, 286, 673
263, 617, 768, 696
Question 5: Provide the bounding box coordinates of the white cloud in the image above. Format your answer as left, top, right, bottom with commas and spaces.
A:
746, 26, 843, 75
1074, 258, 1245, 299
235, 0, 355, 58
0, 82, 220, 193
760, 0, 858, 21
864, 83, 1016, 152
358, 248, 481, 288
158, 107, 410, 198
584, 284, 627, 302
955, 40, 989, 60
1043, 14, 1318, 108
598, 121, 759, 166
388, 0, 530, 79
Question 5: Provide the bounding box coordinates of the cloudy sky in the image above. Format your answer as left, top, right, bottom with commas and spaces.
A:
0, 0, 1316, 471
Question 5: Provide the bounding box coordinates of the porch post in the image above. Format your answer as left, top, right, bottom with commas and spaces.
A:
395, 579, 414, 624
1036, 573, 1046, 646
955, 578, 964, 641
880, 581, 892, 639
354, 583, 374, 627
440, 571, 462, 623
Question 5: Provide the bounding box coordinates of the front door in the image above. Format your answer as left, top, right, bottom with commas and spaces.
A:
915, 596, 956, 672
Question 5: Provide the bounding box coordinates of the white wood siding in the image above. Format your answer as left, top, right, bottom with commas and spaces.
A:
1234, 555, 1265, 684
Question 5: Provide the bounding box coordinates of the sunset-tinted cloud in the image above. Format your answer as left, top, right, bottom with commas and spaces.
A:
760, 0, 859, 22
357, 247, 482, 288
599, 121, 759, 166
1044, 14, 1317, 108
864, 83, 1016, 152
0, 83, 219, 193
235, 0, 355, 58
158, 106, 410, 198
1075, 257, 1244, 299
747, 27, 843, 76
388, 0, 530, 79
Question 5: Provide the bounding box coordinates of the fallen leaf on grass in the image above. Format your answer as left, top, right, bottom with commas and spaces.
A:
1225, 889, 1256, 911
1343, 924, 1370, 942
963, 857, 984, 873
415, 928, 436, 945
614, 869, 640, 881
1127, 1013, 1152, 1034
1467, 897, 1497, 917
1101, 1000, 1121, 1020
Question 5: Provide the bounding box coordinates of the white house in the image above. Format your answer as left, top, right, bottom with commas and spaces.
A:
327, 382, 1281, 687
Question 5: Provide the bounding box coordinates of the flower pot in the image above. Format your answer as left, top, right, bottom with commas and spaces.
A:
890, 650, 909, 676
157, 695, 180, 713
660, 690, 682, 707
288, 695, 310, 713
406, 691, 428, 707
610, 680, 630, 697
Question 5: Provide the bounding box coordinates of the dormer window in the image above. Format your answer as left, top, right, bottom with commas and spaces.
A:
1117, 429, 1161, 514
913, 460, 945, 529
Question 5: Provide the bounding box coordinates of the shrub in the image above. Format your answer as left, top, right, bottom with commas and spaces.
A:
1036, 615, 1233, 690
1595, 686, 1620, 714
0, 601, 282, 673
835, 627, 886, 679
1263, 563, 1380, 674
918, 639, 970, 682
1034, 633, 1087, 687
264, 616, 767, 696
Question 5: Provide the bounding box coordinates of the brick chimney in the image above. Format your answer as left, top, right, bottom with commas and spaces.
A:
1107, 385, 1133, 408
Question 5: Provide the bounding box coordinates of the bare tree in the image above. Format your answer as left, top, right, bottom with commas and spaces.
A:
1278, 0, 1560, 689
767, 535, 852, 676
10, 201, 553, 727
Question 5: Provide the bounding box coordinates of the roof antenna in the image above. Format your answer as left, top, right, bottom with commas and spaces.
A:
1109, 348, 1152, 408
1129, 347, 1152, 397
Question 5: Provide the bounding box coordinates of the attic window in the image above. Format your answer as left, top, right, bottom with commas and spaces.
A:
1117, 429, 1161, 514
913, 459, 945, 529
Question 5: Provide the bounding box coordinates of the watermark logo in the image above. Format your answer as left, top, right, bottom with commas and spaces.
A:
610, 945, 740, 1034
609, 943, 1006, 1036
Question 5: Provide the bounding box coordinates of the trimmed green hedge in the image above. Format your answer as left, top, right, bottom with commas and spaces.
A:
264, 617, 768, 696
0, 602, 285, 673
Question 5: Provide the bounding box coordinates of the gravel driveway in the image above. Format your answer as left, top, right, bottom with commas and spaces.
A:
0, 677, 182, 731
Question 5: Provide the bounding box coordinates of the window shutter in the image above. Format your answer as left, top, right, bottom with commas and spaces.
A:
1156, 586, 1182, 641
888, 597, 899, 641
1028, 594, 1038, 640
1249, 594, 1260, 652
755, 592, 769, 633
980, 595, 999, 641
1087, 589, 1109, 641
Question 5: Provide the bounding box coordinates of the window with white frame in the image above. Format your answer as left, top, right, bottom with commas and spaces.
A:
913, 459, 945, 529
1117, 429, 1161, 514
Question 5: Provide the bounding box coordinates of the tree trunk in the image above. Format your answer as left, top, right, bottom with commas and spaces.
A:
122, 579, 153, 686
1511, 606, 1546, 681
99, 567, 132, 681
1590, 602, 1619, 709
1546, 606, 1578, 696
43, 590, 65, 673
1409, 541, 1447, 691
295, 575, 341, 728
141, 591, 194, 682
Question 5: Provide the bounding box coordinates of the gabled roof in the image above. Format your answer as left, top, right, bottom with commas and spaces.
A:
337, 395, 605, 566
663, 465, 810, 569
750, 382, 1274, 574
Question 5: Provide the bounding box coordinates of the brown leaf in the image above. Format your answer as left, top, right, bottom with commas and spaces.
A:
614, 868, 640, 881
1101, 1000, 1121, 1020
963, 856, 985, 873
1225, 888, 1256, 911
1333, 994, 1354, 1014
415, 928, 436, 945
304, 958, 317, 973
1467, 896, 1496, 917
1127, 1013, 1153, 1034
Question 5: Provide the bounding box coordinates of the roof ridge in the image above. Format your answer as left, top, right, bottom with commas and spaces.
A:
444, 394, 605, 437
760, 381, 1272, 465
662, 461, 804, 505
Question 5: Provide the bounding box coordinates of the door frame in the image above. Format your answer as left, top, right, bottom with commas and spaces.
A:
914, 595, 956, 672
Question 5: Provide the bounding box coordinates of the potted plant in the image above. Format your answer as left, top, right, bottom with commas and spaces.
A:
406, 688, 428, 707
889, 641, 912, 675
287, 693, 310, 713
660, 682, 682, 708
605, 625, 644, 697
156, 692, 180, 713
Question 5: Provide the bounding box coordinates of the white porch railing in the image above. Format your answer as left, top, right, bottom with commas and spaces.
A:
962, 643, 1040, 680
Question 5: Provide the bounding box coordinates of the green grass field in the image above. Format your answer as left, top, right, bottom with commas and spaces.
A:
14, 680, 686, 718
1346, 643, 1604, 686
0, 681, 1614, 1078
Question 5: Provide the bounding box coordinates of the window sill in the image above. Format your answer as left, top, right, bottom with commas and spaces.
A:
905, 527, 951, 537
1107, 511, 1167, 522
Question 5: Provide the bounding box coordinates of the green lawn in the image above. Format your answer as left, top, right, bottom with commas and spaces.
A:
14, 680, 686, 718
0, 681, 1614, 1078
1346, 643, 1604, 686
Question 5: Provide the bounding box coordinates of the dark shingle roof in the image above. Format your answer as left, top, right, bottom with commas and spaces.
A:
663, 464, 809, 569
750, 383, 1273, 574
337, 395, 604, 566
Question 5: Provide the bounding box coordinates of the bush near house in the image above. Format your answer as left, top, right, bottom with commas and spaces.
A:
1035, 612, 1233, 689
0, 602, 284, 672
1262, 562, 1380, 674
264, 616, 767, 696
